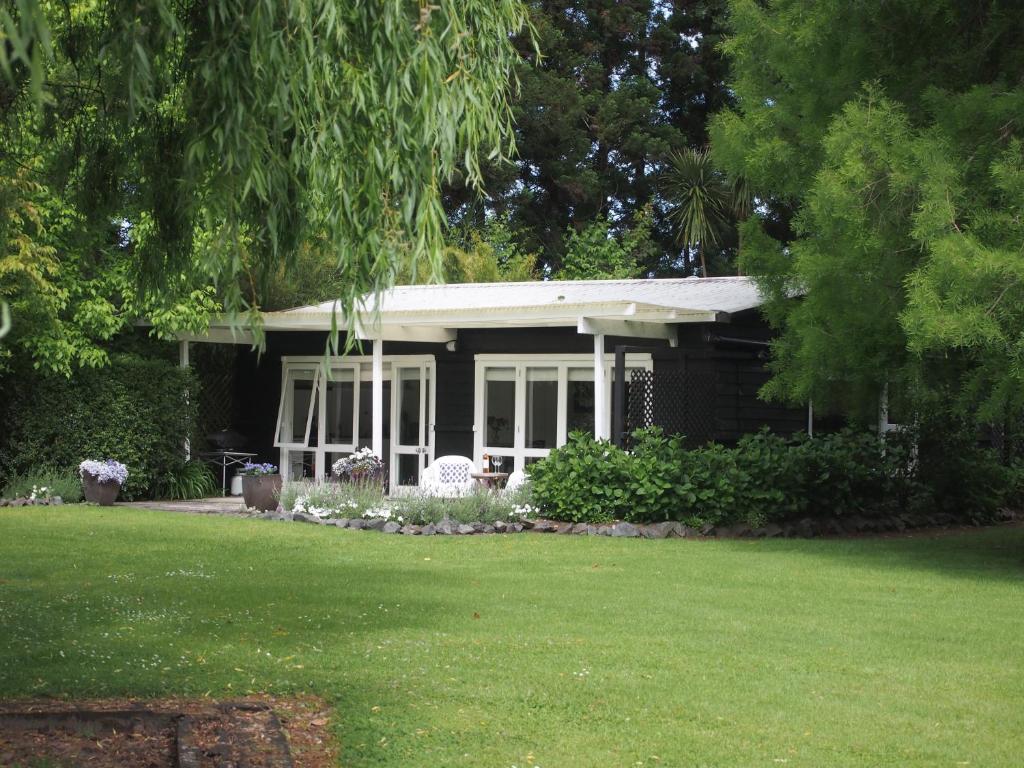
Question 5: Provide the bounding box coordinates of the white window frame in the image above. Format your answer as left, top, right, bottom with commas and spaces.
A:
473, 353, 653, 473
274, 365, 321, 450
277, 355, 435, 481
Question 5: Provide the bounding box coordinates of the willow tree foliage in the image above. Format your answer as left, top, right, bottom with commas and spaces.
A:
0, 0, 531, 372
711, 0, 1024, 422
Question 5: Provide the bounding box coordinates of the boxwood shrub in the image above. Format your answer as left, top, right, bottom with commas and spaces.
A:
0, 353, 198, 500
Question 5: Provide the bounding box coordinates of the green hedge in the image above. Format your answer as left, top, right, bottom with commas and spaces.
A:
0, 353, 198, 500
527, 426, 1015, 528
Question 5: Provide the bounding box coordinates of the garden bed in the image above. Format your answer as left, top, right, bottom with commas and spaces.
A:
261, 505, 1022, 538
0, 696, 335, 768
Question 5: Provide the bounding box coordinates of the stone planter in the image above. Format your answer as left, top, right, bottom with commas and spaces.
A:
82, 474, 121, 506
241, 474, 282, 512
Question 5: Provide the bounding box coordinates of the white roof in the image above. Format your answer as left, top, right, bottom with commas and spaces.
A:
191, 277, 765, 345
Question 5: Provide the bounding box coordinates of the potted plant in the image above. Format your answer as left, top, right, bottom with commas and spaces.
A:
79, 459, 129, 506
240, 462, 282, 511
332, 447, 385, 486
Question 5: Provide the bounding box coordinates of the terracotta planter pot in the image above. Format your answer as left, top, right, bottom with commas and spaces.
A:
241, 474, 282, 512
82, 474, 121, 506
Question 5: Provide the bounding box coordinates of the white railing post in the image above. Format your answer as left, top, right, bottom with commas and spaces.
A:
593, 333, 608, 440
372, 337, 384, 459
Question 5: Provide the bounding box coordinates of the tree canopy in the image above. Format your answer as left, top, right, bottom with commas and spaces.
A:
0, 0, 531, 372
712, 0, 1024, 423
446, 0, 734, 276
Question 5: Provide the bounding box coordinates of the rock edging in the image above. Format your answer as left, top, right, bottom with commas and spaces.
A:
258, 506, 1023, 539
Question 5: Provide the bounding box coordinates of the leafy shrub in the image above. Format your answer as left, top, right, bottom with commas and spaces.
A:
151, 461, 217, 500
526, 432, 631, 523
0, 353, 198, 500
913, 417, 1012, 520
528, 427, 947, 527
1, 467, 83, 503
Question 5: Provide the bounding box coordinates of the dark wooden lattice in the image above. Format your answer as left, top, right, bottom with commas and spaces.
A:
191, 344, 237, 444
625, 367, 717, 448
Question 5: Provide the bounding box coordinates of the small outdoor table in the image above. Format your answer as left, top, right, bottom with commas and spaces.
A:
471, 471, 510, 490
199, 450, 257, 496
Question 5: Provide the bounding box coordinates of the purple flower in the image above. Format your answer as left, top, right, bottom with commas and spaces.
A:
79, 459, 129, 485
241, 462, 278, 476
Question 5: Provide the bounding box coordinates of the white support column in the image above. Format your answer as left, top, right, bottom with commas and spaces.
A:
179, 340, 191, 461
593, 333, 608, 440
372, 337, 384, 458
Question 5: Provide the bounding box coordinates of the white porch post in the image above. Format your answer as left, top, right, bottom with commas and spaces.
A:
179, 340, 191, 461
593, 333, 608, 440
372, 337, 384, 458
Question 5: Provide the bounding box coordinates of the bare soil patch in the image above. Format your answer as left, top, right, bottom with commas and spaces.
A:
0, 695, 336, 768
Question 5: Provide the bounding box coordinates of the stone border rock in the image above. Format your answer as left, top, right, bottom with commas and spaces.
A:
0, 497, 65, 507
256, 506, 1022, 538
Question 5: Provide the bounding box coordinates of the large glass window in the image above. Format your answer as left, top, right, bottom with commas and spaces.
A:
526, 367, 558, 449
484, 368, 515, 448
324, 368, 355, 445
397, 368, 422, 446
566, 368, 595, 436
276, 367, 318, 447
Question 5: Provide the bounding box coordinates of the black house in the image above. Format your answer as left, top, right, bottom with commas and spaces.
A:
183, 277, 807, 488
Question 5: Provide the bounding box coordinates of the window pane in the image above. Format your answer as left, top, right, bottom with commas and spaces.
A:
285, 450, 315, 480
325, 369, 355, 445
484, 368, 515, 447
398, 368, 421, 445
567, 368, 595, 435
358, 382, 391, 441
526, 367, 557, 448
291, 378, 315, 443
397, 454, 420, 486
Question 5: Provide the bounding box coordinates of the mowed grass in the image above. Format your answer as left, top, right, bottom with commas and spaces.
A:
1, 507, 1023, 767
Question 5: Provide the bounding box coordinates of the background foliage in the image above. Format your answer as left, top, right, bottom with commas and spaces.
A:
711, 0, 1024, 424
0, 352, 198, 499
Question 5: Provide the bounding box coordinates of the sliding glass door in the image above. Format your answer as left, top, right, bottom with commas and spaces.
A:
474, 354, 651, 472
277, 356, 433, 484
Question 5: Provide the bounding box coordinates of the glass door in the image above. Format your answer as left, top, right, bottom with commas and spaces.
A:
321, 364, 359, 478
390, 363, 434, 489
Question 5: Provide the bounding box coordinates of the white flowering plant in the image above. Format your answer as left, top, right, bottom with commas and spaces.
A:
79, 459, 129, 486
279, 478, 384, 518
29, 485, 51, 501
332, 447, 385, 482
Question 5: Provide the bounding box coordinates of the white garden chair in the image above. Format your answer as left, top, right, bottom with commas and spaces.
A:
504, 470, 527, 493
420, 455, 478, 497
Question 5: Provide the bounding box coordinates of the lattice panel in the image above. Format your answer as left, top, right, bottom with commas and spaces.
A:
192, 344, 238, 441
437, 459, 473, 485
625, 367, 717, 448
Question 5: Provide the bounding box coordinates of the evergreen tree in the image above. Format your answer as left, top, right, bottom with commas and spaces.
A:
449, 0, 733, 275
712, 0, 1024, 423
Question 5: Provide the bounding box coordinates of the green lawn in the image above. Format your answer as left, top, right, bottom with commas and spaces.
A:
1, 507, 1022, 767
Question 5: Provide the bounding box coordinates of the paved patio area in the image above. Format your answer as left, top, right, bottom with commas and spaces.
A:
118, 497, 249, 515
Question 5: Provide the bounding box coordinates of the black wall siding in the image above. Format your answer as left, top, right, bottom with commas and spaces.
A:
224, 313, 801, 466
